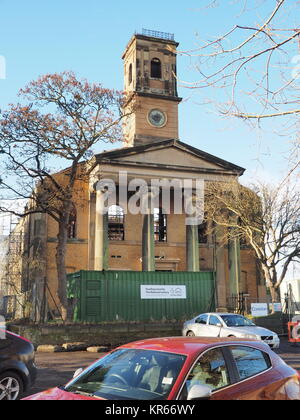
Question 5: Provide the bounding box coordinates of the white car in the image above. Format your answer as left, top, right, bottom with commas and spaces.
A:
183, 312, 280, 349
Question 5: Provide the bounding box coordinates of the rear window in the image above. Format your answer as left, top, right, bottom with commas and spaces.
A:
196, 315, 208, 325
231, 346, 272, 380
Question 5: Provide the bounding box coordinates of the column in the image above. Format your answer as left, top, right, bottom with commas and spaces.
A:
228, 234, 241, 296
185, 191, 200, 272
142, 189, 155, 272
186, 224, 200, 272
215, 225, 228, 311
94, 189, 109, 271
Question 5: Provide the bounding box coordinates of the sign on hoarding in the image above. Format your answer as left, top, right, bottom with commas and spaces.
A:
269, 303, 282, 313
251, 303, 268, 317
141, 285, 187, 300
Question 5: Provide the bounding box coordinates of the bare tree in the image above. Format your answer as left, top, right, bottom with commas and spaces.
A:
205, 178, 300, 308
0, 72, 128, 321
181, 0, 300, 124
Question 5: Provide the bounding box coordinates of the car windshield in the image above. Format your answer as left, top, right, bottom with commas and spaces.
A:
220, 315, 256, 327
65, 349, 186, 400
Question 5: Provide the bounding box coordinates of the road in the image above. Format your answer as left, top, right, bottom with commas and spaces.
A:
24, 351, 102, 398
275, 338, 300, 371
23, 337, 300, 398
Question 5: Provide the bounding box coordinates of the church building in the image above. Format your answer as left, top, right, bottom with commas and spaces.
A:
2, 30, 267, 320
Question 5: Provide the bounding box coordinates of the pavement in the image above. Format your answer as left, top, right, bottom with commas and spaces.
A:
22, 337, 300, 399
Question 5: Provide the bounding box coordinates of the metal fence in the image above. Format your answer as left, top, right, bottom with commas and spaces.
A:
139, 29, 175, 41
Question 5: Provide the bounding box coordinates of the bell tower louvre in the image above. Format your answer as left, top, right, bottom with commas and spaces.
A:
122, 29, 182, 148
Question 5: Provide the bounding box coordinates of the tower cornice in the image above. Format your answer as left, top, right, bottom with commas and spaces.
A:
122, 34, 179, 59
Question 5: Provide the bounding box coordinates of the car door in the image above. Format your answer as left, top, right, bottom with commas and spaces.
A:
193, 314, 209, 336
214, 345, 287, 400
205, 315, 223, 337
177, 346, 235, 400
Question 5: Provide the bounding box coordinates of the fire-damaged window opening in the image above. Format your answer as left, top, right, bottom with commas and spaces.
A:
154, 208, 167, 242
67, 205, 77, 239
108, 205, 125, 241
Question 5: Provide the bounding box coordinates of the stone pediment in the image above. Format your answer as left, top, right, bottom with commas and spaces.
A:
95, 139, 244, 175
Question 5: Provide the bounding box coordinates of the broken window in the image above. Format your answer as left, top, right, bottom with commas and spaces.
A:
154, 208, 167, 242
108, 205, 125, 241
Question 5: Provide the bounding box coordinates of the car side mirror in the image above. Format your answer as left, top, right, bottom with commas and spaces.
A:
73, 368, 84, 379
216, 323, 222, 327
187, 384, 212, 401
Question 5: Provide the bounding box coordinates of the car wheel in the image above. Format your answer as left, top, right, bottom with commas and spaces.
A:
186, 331, 195, 337
0, 371, 24, 401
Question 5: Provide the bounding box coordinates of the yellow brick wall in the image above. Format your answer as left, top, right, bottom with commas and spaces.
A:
45, 174, 90, 308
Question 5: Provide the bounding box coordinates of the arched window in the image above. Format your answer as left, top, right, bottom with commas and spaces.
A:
154, 208, 167, 242
108, 205, 125, 241
151, 58, 162, 79
128, 63, 133, 85
68, 205, 77, 239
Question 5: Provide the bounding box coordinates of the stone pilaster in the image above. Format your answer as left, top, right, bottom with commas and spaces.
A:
94, 189, 109, 271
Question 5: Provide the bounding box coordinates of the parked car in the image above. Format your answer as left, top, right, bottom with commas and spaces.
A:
23, 337, 299, 400
0, 329, 37, 400
183, 313, 280, 349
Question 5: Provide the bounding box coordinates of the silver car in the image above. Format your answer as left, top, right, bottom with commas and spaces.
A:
182, 312, 280, 349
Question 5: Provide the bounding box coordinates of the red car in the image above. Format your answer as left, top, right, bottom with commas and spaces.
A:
23, 337, 300, 401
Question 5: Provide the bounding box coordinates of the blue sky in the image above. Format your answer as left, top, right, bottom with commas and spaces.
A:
0, 0, 298, 184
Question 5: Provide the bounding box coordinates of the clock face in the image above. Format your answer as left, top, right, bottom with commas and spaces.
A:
148, 109, 167, 128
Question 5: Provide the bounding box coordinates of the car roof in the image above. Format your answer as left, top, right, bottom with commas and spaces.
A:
118, 336, 264, 358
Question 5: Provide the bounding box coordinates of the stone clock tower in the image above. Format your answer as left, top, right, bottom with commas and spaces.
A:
122, 29, 182, 147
